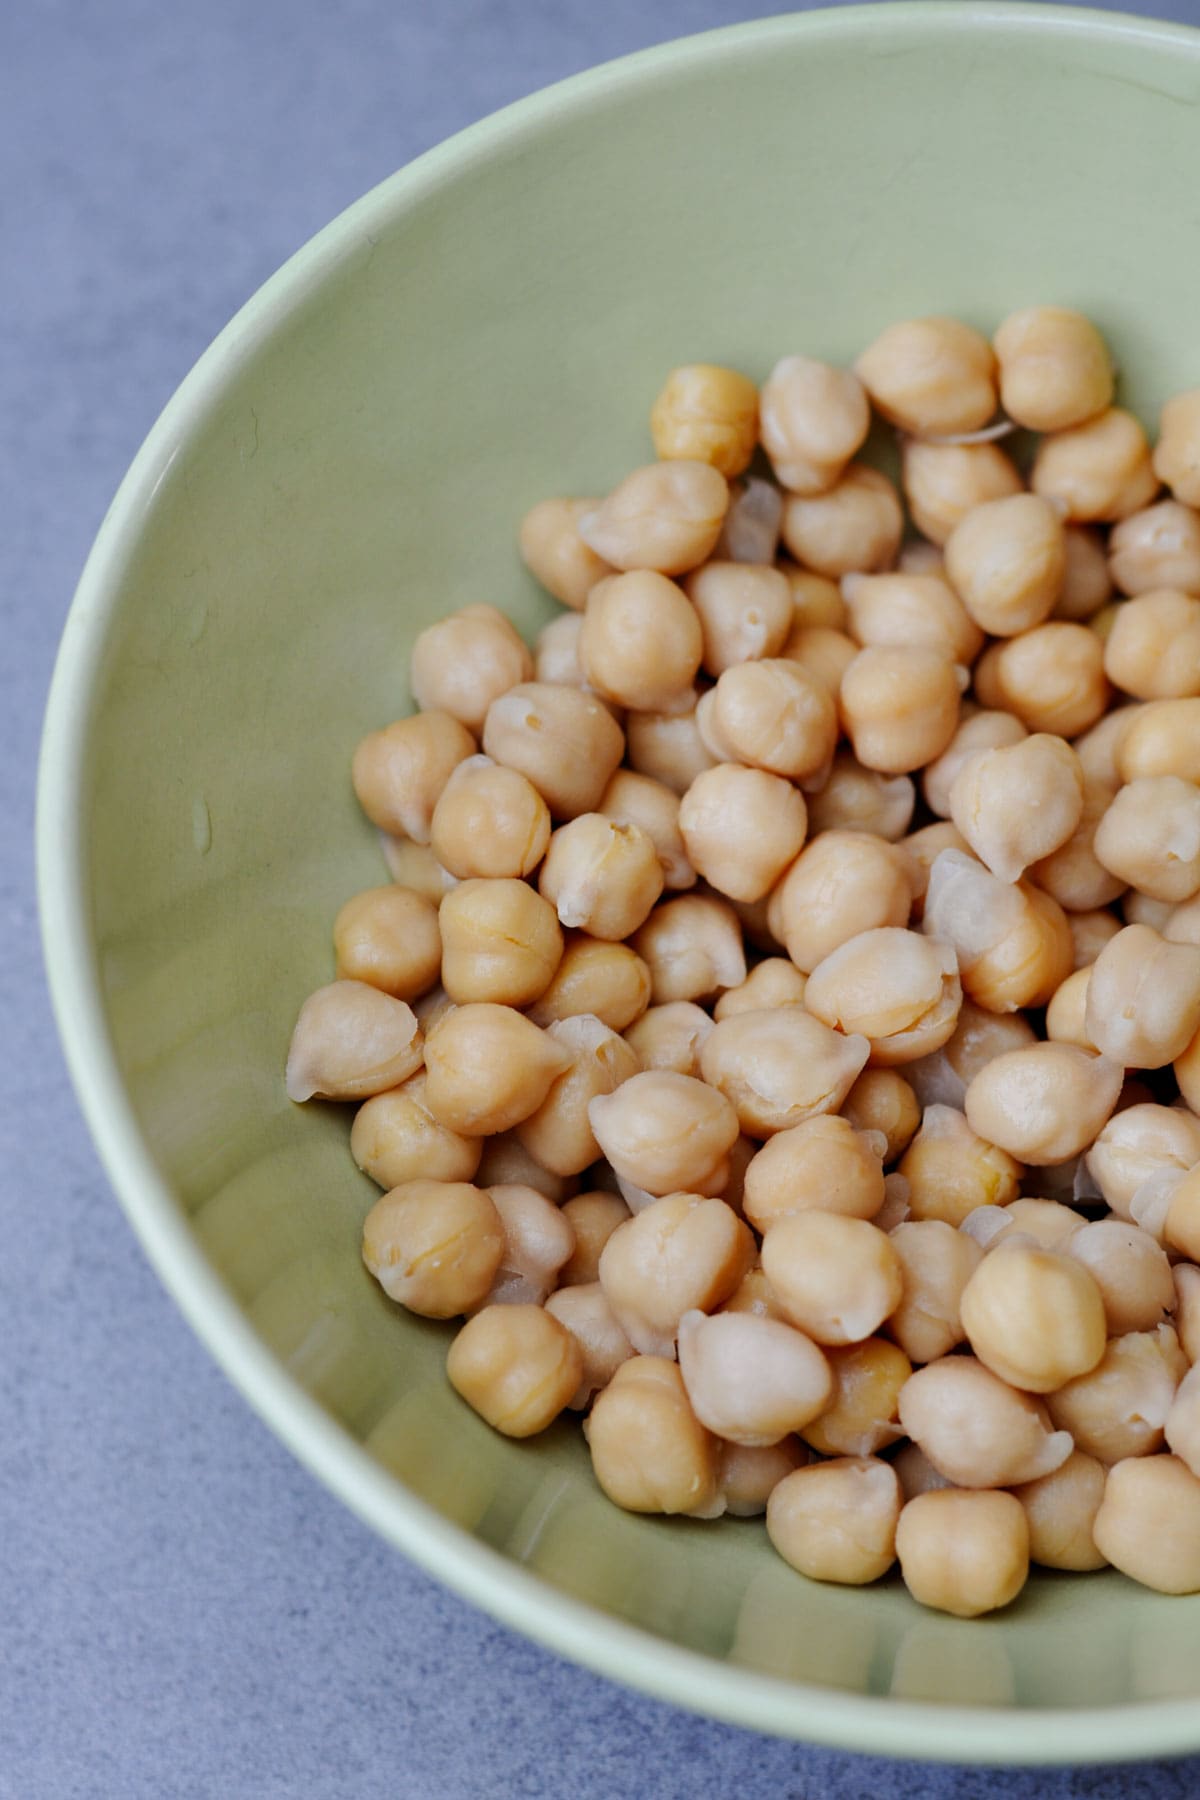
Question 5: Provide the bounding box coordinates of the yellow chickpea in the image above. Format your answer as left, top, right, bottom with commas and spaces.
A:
898, 1103, 1021, 1226
285, 981, 423, 1103
430, 754, 552, 880
685, 561, 793, 675
584, 1356, 721, 1516
987, 623, 1110, 738
768, 1457, 902, 1586
409, 604, 533, 733
1116, 698, 1200, 785
695, 658, 837, 783
350, 1070, 482, 1190
742, 1114, 886, 1231
944, 493, 1065, 637
1030, 775, 1127, 915
1154, 389, 1200, 508
352, 710, 476, 843
515, 1014, 639, 1178
332, 885, 442, 1002
1109, 500, 1200, 598
598, 1194, 753, 1357
762, 1212, 902, 1346
423, 1002, 572, 1135
839, 644, 961, 775
482, 682, 624, 820
624, 691, 718, 796
758, 354, 870, 494
855, 316, 997, 436
896, 1490, 1030, 1619
900, 439, 1022, 545
589, 1069, 740, 1199
964, 1040, 1122, 1166
557, 1190, 631, 1288
803, 1337, 911, 1458
438, 878, 562, 1008
579, 570, 703, 711
959, 1237, 1107, 1392
1056, 523, 1114, 620
779, 624, 860, 695
888, 1219, 983, 1364
1066, 1218, 1176, 1336
714, 958, 808, 1021
579, 460, 729, 576
448, 1303, 582, 1437
806, 754, 915, 842
677, 1308, 834, 1445
519, 496, 613, 609
650, 363, 759, 477
781, 563, 846, 630
700, 1006, 870, 1138
1032, 407, 1159, 522
993, 306, 1113, 431
949, 733, 1084, 885
544, 1282, 634, 1409
598, 768, 694, 891
1045, 967, 1094, 1049
805, 927, 961, 1067
526, 933, 651, 1032
1093, 1455, 1200, 1594
678, 764, 807, 903
780, 463, 904, 577
362, 1180, 504, 1318
842, 1069, 921, 1164
1011, 1450, 1109, 1572
1104, 589, 1200, 700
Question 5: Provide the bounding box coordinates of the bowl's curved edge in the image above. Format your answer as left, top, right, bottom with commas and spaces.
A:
36, 0, 1200, 1764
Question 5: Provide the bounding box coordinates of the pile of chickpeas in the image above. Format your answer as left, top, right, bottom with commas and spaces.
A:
287, 308, 1200, 1620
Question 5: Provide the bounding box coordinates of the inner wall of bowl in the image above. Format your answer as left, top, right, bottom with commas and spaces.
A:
83, 6, 1200, 1712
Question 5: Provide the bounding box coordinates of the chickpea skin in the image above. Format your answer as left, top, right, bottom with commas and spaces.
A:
448, 1304, 582, 1438
409, 604, 533, 733
855, 316, 997, 436
923, 850, 1073, 1014
1032, 407, 1159, 523
993, 306, 1113, 432
579, 460, 729, 576
362, 1180, 504, 1318
678, 764, 807, 903
896, 1490, 1030, 1619
944, 494, 1065, 637
758, 354, 870, 494
650, 363, 759, 478
767, 1457, 902, 1586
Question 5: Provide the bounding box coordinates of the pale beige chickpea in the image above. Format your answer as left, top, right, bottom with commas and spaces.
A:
538, 814, 664, 941
758, 354, 870, 494
332, 885, 442, 1002
482, 682, 624, 821
515, 1014, 639, 1178
1030, 775, 1127, 915
579, 460, 728, 576
1116, 698, 1200, 784
922, 707, 1027, 821
805, 754, 914, 842
285, 981, 423, 1103
900, 822, 973, 917
969, 1198, 1087, 1252
923, 850, 1073, 1014
949, 734, 1084, 885
1154, 390, 1200, 508
362, 1180, 504, 1317
695, 658, 837, 782
742, 1114, 886, 1232
378, 834, 459, 902
1084, 925, 1200, 1067
677, 1308, 833, 1445
780, 463, 904, 577
352, 710, 476, 843
558, 1190, 631, 1287
1176, 1264, 1200, 1363
1104, 590, 1200, 699
839, 645, 961, 775
714, 959, 808, 1021
1075, 701, 1143, 787
900, 439, 1022, 546
904, 1000, 1036, 1113
438, 878, 562, 1008
624, 692, 718, 796
1110, 500, 1200, 598
896, 1490, 1029, 1619
1097, 778, 1200, 907
447, 1303, 582, 1437
1160, 891, 1200, 945
897, 1104, 1020, 1227
944, 494, 1065, 637
684, 562, 792, 676
888, 1219, 983, 1365
632, 893, 746, 1004
519, 496, 614, 609
527, 933, 651, 1032
429, 754, 551, 881
721, 1266, 789, 1322
649, 363, 759, 477
544, 1282, 634, 1408
959, 1236, 1107, 1393
1068, 908, 1123, 968
719, 1438, 808, 1518
896, 539, 947, 578
409, 604, 534, 733
987, 623, 1111, 738
993, 306, 1113, 432
578, 570, 703, 711
803, 1337, 911, 1458
598, 768, 694, 891
533, 610, 587, 688
588, 1070, 740, 1199
1045, 967, 1094, 1049
1086, 1103, 1200, 1219
585, 1356, 721, 1515
1056, 523, 1115, 620
1011, 1449, 1109, 1572
412, 983, 454, 1033
770, 830, 914, 973
1047, 1324, 1186, 1463
842, 1068, 921, 1164
1165, 1361, 1200, 1479
1065, 1219, 1176, 1336
597, 1193, 753, 1357
805, 928, 961, 1068
1165, 1164, 1200, 1262
898, 1356, 1072, 1487
482, 1182, 576, 1307
350, 1071, 482, 1190
762, 1212, 902, 1346
474, 1131, 577, 1204
779, 625, 860, 698
1093, 1454, 1200, 1594
964, 1040, 1122, 1166
1032, 407, 1159, 522
842, 570, 984, 666
717, 477, 784, 565
678, 765, 807, 903
423, 1002, 572, 1135
624, 1000, 713, 1076
781, 564, 846, 630
855, 316, 996, 436
767, 1456, 901, 1585
966, 642, 1004, 712
700, 1007, 870, 1139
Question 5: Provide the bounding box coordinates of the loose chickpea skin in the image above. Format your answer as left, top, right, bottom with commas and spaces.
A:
803, 1338, 911, 1458
579, 460, 729, 576
842, 1068, 921, 1163
987, 624, 1111, 738
964, 1041, 1123, 1165
719, 1438, 808, 1517
898, 1356, 1072, 1487
1068, 908, 1123, 968
714, 958, 808, 1020
438, 878, 562, 1008
649, 363, 759, 478
1111, 501, 1200, 599
409, 604, 533, 733
701, 1007, 870, 1138
684, 562, 792, 675
1093, 1454, 1200, 1594
677, 1308, 833, 1444
578, 571, 703, 711
762, 1212, 902, 1346
923, 850, 1073, 1014
900, 439, 1023, 546
527, 934, 651, 1032
351, 1070, 482, 1189
842, 571, 984, 666
805, 928, 961, 1067
333, 885, 442, 1001
767, 1457, 902, 1586
1154, 390, 1200, 509
856, 316, 997, 437
1011, 1449, 1109, 1572
538, 814, 664, 941
959, 1236, 1107, 1392
993, 306, 1113, 432
430, 755, 551, 880
771, 830, 914, 973
598, 769, 694, 891
944, 494, 1065, 637
806, 754, 915, 841
695, 658, 837, 782
1045, 967, 1094, 1049
1056, 524, 1115, 621
781, 563, 846, 629
678, 765, 807, 903
588, 1070, 740, 1198
632, 893, 746, 1003
742, 1115, 886, 1231
585, 1356, 721, 1515
1032, 407, 1159, 523
544, 1282, 634, 1408
448, 1303, 582, 1438
285, 981, 423, 1102
758, 355, 870, 495
558, 1191, 631, 1287
597, 1193, 753, 1357
379, 834, 459, 901
515, 1014, 639, 1178
839, 646, 961, 775
352, 710, 476, 843
624, 693, 718, 795
519, 497, 614, 609
423, 1003, 572, 1135
898, 1104, 1020, 1225
896, 1489, 1030, 1618
1084, 926, 1200, 1067
362, 1180, 504, 1318
905, 1000, 1036, 1112
482, 682, 624, 820
780, 463, 904, 577
1047, 1324, 1186, 1463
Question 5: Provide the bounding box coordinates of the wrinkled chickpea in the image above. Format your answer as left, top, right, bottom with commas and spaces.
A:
780, 463, 904, 577
714, 958, 808, 1020
855, 316, 996, 436
945, 494, 1065, 637
898, 1103, 1021, 1226
448, 1303, 582, 1437
678, 764, 807, 903
362, 1180, 504, 1318
993, 306, 1113, 432
598, 1193, 753, 1357
806, 753, 915, 841
964, 1040, 1122, 1165
430, 754, 552, 881
519, 496, 613, 609
1110, 501, 1200, 597
695, 658, 837, 782
986, 623, 1110, 738
539, 814, 664, 941
650, 363, 759, 477
685, 561, 793, 675
805, 928, 961, 1067
598, 769, 694, 891
1032, 407, 1159, 523
1106, 589, 1200, 701
700, 1006, 870, 1137
768, 1457, 902, 1586
439, 877, 563, 1007
579, 460, 729, 575
900, 439, 1022, 546
742, 1114, 886, 1231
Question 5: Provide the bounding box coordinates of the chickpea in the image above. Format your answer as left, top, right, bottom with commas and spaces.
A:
1103, 589, 1200, 702
515, 1014, 639, 1178
1099, 778, 1200, 907
712, 962, 801, 1025
578, 570, 703, 712
378, 834, 459, 901
362, 1180, 504, 1317
474, 1132, 577, 1204
1165, 1361, 1200, 1480
1068, 908, 1123, 968
803, 1337, 910, 1458
1031, 775, 1127, 914
718, 477, 785, 565
898, 1356, 1072, 1487
579, 460, 728, 576
900, 439, 1022, 546
482, 1182, 576, 1307
842, 571, 984, 666
924, 850, 1073, 1014
805, 755, 914, 842
986, 623, 1110, 738
1032, 407, 1159, 523
598, 1193, 753, 1357
839, 645, 961, 775
701, 1007, 870, 1138
1165, 1164, 1200, 1262
842, 1068, 921, 1164
623, 1000, 713, 1076
331, 885, 441, 1003
352, 710, 475, 843
649, 363, 759, 477
722, 1267, 790, 1323
423, 1002, 571, 1135
1093, 1454, 1200, 1594
598, 769, 694, 891
889, 1219, 982, 1361
758, 354, 870, 494
544, 1283, 634, 1408
1160, 892, 1200, 946
896, 1490, 1030, 1619
895, 1104, 1018, 1227
684, 562, 792, 675
944, 494, 1065, 637
448, 1303, 581, 1437
897, 539, 947, 578
437, 878, 561, 1007
624, 692, 718, 796
677, 1308, 833, 1445
742, 1114, 886, 1231
771, 831, 914, 973
429, 754, 551, 881
285, 980, 423, 1103
780, 463, 904, 577
1154, 390, 1200, 508
1176, 1264, 1200, 1363
1066, 1219, 1175, 1336
585, 1355, 720, 1515
781, 564, 846, 630
1093, 1100, 1200, 1218
923, 708, 1025, 821
762, 1212, 902, 1346
1179, 1026, 1200, 1114
993, 306, 1113, 432
482, 682, 624, 820
678, 764, 807, 903
900, 823, 972, 919
767, 1456, 901, 1586
959, 1236, 1107, 1392
1073, 703, 1140, 789
964, 1041, 1122, 1166
527, 933, 651, 1032
1116, 698, 1200, 785
588, 1070, 740, 1198
893, 1443, 955, 1501
1056, 523, 1114, 621
805, 928, 961, 1067
1045, 967, 1094, 1049
1085, 926, 1200, 1068
695, 658, 837, 783
719, 1438, 808, 1517
1110, 502, 1200, 601
876, 1171, 913, 1232
1047, 1324, 1186, 1463
533, 611, 586, 688
409, 603, 533, 734
519, 496, 613, 609
1011, 1449, 1109, 1572
949, 734, 1083, 886
558, 1191, 631, 1288
905, 1000, 1036, 1113
855, 316, 996, 436
632, 893, 746, 1003
537, 814, 663, 942
732, 889, 786, 956
350, 1070, 482, 1190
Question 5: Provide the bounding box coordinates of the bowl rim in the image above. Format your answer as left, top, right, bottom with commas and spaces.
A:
37, 0, 1200, 1764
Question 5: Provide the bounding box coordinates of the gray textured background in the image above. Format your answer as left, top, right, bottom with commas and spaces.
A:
7, 2, 1200, 1795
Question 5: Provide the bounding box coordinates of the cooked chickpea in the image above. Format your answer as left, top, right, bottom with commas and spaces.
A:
695, 658, 837, 782
1066, 1219, 1176, 1336
409, 604, 533, 733
1154, 390, 1200, 508
533, 610, 587, 687
923, 708, 1026, 820
993, 306, 1113, 432
949, 734, 1083, 885
597, 1193, 753, 1357
856, 316, 996, 436
762, 1212, 901, 1346
332, 885, 442, 1003
438, 878, 561, 1007
1110, 500, 1200, 598
1087, 1102, 1200, 1220
483, 1183, 576, 1307
842, 571, 984, 667
804, 928, 960, 1067
677, 1308, 833, 1445
352, 710, 475, 843
472, 1128, 575, 1205
758, 354, 870, 494
924, 849, 1073, 1014
285, 980, 423, 1103
896, 1489, 1029, 1618
781, 564, 846, 630
944, 494, 1065, 637
803, 1337, 910, 1457
623, 1000, 712, 1076
1104, 589, 1200, 701
1032, 407, 1159, 523
527, 933, 651, 1032
1074, 702, 1141, 788
771, 830, 914, 973
742, 1114, 886, 1231
807, 755, 913, 842
1093, 1453, 1200, 1594
1085, 926, 1200, 1068
888, 1219, 982, 1362
767, 1456, 901, 1585
1030, 775, 1127, 914
1095, 778, 1200, 906
429, 754, 551, 881
898, 1356, 1071, 1487
588, 1070, 740, 1198
780, 463, 904, 577
558, 1191, 631, 1287
959, 1236, 1107, 1392
714, 959, 807, 1021
538, 814, 664, 942
448, 1303, 581, 1437
1047, 1324, 1186, 1463
362, 1180, 504, 1317
678, 764, 807, 903
893, 1443, 955, 1500
1179, 1026, 1200, 1114
1045, 967, 1094, 1049
579, 460, 728, 576
1117, 698, 1200, 786
1165, 1361, 1200, 1480
1011, 1450, 1109, 1572
423, 1002, 571, 1135
624, 692, 718, 795
905, 1000, 1036, 1112
482, 682, 624, 821
684, 562, 792, 675
378, 834, 459, 901
579, 570, 703, 711
519, 496, 613, 609
701, 1007, 870, 1138
350, 1070, 482, 1189
987, 623, 1110, 738
839, 645, 961, 775
544, 1282, 634, 1408
1160, 892, 1200, 945
585, 1356, 720, 1515
1176, 1264, 1200, 1364
964, 1040, 1122, 1166
900, 439, 1022, 546
1068, 908, 1123, 968
649, 363, 759, 477
1165, 1164, 1200, 1262
721, 1266, 789, 1322
897, 1104, 1019, 1227
515, 1014, 639, 1178
632, 893, 746, 1003
842, 1069, 921, 1164
719, 1438, 807, 1517
598, 769, 694, 891
1056, 523, 1115, 620
718, 476, 784, 565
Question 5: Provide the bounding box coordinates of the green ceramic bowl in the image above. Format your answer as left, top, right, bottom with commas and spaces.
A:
38, 1, 1200, 1763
